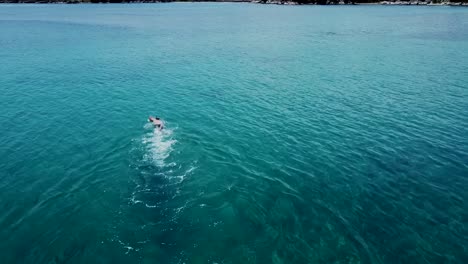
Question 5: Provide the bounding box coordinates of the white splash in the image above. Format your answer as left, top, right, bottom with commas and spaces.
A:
142, 124, 177, 167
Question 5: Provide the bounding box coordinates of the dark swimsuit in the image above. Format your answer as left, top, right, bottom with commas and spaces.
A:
150, 119, 163, 129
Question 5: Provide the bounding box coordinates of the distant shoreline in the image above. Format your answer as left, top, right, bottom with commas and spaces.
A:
1, 0, 467, 5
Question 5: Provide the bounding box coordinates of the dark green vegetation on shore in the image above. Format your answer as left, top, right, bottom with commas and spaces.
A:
2, 0, 468, 5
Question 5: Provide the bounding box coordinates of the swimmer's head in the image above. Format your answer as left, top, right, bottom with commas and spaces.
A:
155, 117, 160, 120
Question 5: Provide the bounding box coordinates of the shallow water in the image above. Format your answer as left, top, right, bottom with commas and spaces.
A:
1, 3, 467, 263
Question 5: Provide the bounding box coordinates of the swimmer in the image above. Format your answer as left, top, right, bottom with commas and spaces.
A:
148, 116, 164, 130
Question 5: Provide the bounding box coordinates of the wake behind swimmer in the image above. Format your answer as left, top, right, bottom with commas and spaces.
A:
143, 116, 176, 167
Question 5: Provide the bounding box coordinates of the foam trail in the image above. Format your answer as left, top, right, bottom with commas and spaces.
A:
121, 122, 198, 255
142, 124, 177, 167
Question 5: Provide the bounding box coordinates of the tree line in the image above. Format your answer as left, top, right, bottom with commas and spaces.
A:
2, 0, 467, 4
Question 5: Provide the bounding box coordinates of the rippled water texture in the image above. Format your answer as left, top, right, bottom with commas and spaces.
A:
1, 3, 467, 264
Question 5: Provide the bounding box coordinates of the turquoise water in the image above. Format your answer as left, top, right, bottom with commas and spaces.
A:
1, 3, 468, 263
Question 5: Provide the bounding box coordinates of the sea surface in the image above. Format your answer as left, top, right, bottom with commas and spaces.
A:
0, 3, 467, 264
